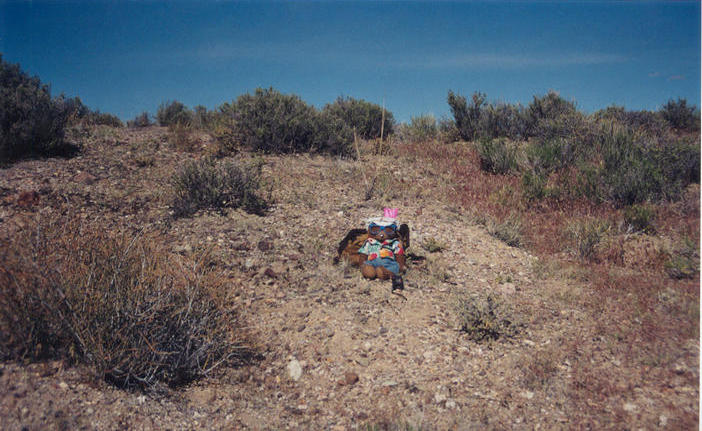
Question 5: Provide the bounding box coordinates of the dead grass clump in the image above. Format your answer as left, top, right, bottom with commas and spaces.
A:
0, 214, 253, 389
454, 292, 519, 342
485, 215, 523, 248
168, 122, 199, 152
664, 236, 699, 279
171, 157, 268, 218
566, 217, 610, 261
520, 346, 561, 391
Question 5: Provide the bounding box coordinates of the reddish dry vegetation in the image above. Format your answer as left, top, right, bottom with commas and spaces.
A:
400, 139, 699, 427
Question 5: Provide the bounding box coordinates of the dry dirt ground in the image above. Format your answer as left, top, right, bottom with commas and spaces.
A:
0, 126, 698, 430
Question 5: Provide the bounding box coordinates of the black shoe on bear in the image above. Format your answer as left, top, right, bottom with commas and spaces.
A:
391, 275, 404, 291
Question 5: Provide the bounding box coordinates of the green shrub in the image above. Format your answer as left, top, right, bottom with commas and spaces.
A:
0, 215, 252, 389
599, 130, 665, 205
623, 204, 657, 234
128, 112, 152, 128
524, 138, 574, 175
218, 88, 352, 156
157, 100, 193, 126
0, 55, 74, 161
476, 138, 518, 175
192, 105, 216, 130
171, 157, 268, 218
314, 109, 355, 156
227, 87, 317, 153
664, 236, 699, 280
593, 105, 667, 136
661, 98, 699, 132
455, 293, 518, 342
85, 111, 123, 128
479, 102, 528, 140
447, 90, 485, 141
521, 170, 549, 202
323, 96, 394, 140
398, 114, 438, 143
438, 116, 461, 143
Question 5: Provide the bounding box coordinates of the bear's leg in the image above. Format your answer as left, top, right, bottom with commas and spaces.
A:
375, 266, 394, 280
361, 264, 377, 279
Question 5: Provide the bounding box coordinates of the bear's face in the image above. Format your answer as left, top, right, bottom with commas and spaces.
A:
368, 223, 398, 242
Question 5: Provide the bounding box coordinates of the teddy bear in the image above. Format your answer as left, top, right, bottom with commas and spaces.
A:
335, 208, 409, 291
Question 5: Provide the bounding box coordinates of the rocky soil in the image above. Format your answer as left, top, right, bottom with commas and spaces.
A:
0, 126, 698, 430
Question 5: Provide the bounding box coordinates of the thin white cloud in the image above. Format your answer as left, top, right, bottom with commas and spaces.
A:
396, 52, 627, 70
667, 74, 686, 81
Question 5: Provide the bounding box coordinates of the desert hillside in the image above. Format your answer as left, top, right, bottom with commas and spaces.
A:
0, 125, 698, 430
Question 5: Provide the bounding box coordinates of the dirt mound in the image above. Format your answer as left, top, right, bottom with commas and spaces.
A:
0, 127, 697, 429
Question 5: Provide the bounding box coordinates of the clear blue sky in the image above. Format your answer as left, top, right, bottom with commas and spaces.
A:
1, 0, 699, 123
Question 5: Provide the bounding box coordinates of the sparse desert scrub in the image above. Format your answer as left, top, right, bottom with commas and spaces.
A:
128, 111, 153, 128
484, 214, 522, 248
0, 213, 252, 389
476, 137, 519, 175
170, 157, 268, 218
396, 114, 438, 143
157, 100, 193, 127
566, 217, 611, 262
168, 121, 199, 152
454, 291, 519, 342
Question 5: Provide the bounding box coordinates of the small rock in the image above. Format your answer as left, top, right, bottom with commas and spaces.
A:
623, 402, 637, 412
382, 380, 398, 387
659, 414, 668, 427
379, 327, 388, 335
74, 172, 97, 185
174, 244, 192, 253
445, 399, 457, 409
58, 381, 69, 390
356, 357, 370, 367
258, 240, 272, 252
244, 259, 255, 270
499, 283, 516, 295
363, 342, 372, 351
297, 324, 306, 332
16, 191, 40, 208
287, 359, 303, 381
434, 392, 447, 404
521, 391, 534, 400
189, 388, 216, 406
340, 372, 359, 386
263, 268, 277, 278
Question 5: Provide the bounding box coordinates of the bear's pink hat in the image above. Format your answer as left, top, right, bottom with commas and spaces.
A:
367, 208, 399, 227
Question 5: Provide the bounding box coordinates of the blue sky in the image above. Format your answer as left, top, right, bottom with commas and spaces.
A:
1, 0, 699, 122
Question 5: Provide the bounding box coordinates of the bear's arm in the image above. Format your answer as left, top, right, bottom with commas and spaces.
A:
396, 254, 406, 273
348, 252, 368, 267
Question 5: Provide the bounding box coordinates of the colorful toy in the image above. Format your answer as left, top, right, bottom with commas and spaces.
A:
336, 208, 409, 291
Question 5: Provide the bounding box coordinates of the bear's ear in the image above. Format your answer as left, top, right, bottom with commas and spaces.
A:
399, 224, 410, 250
335, 228, 369, 263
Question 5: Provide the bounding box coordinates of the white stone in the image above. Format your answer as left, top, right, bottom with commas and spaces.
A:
623, 402, 637, 412
287, 359, 303, 381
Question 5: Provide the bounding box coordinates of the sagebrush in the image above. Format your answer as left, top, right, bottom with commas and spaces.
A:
0, 215, 253, 389
171, 157, 268, 218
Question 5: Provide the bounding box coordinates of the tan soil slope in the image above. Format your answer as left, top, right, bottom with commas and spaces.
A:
0, 126, 698, 430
